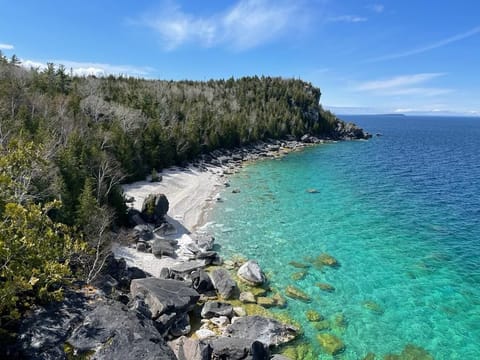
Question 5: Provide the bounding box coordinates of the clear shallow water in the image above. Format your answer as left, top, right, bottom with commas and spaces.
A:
209, 116, 480, 359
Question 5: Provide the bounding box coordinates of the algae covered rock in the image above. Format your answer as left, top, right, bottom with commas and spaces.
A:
314, 253, 340, 268
281, 341, 317, 360
239, 291, 256, 303
285, 286, 311, 302
305, 310, 323, 322
288, 261, 310, 269
316, 333, 345, 355
256, 296, 276, 308
384, 343, 434, 360
291, 271, 307, 281
313, 319, 331, 331
315, 282, 335, 292
363, 300, 384, 314
272, 292, 287, 308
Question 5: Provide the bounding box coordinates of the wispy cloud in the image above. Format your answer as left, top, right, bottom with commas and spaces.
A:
141, 0, 308, 51
367, 25, 480, 62
327, 15, 367, 23
367, 4, 384, 14
354, 73, 453, 97
0, 43, 14, 50
21, 59, 153, 77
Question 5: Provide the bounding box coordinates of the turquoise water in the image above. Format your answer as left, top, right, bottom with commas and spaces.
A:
208, 116, 480, 359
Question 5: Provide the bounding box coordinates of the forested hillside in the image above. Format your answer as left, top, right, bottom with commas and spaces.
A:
0, 52, 356, 333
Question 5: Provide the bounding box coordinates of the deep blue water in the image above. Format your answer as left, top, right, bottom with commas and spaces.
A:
208, 116, 480, 359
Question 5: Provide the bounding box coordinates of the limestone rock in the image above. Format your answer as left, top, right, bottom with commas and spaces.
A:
237, 260, 266, 285
239, 291, 256, 303
225, 315, 298, 347
208, 337, 270, 360
285, 285, 311, 302
210, 268, 238, 299
130, 278, 199, 319
316, 282, 335, 292
151, 238, 176, 257
67, 301, 177, 360
168, 336, 210, 360
316, 333, 345, 355
201, 301, 234, 319
256, 296, 276, 308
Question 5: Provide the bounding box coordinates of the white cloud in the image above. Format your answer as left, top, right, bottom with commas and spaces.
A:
0, 43, 14, 50
142, 0, 308, 51
21, 59, 153, 77
367, 4, 384, 13
353, 73, 453, 97
355, 73, 445, 91
368, 25, 480, 62
327, 15, 367, 23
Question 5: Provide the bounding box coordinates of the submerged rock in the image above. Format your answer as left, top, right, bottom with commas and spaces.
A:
316, 333, 345, 355
256, 296, 276, 308
237, 260, 266, 285
285, 285, 311, 302
290, 271, 307, 281
314, 319, 331, 331
305, 309, 323, 322
288, 261, 310, 269
363, 300, 384, 314
239, 291, 256, 303
314, 253, 340, 268
315, 282, 335, 292
384, 344, 434, 360
225, 315, 298, 347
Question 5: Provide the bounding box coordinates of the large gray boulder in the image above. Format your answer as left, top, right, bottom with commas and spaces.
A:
168, 336, 211, 360
191, 269, 214, 294
237, 260, 266, 285
151, 238, 177, 257
130, 278, 199, 319
210, 268, 238, 299
208, 337, 270, 360
16, 291, 90, 360
201, 301, 234, 319
67, 301, 176, 360
141, 193, 169, 224
225, 316, 298, 347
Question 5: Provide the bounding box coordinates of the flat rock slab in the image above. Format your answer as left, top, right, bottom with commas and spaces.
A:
225, 315, 298, 347
130, 278, 199, 319
67, 301, 176, 360
169, 259, 207, 275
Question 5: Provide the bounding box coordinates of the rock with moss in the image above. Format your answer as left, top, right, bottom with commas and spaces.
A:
291, 271, 307, 281
313, 319, 331, 331
249, 286, 268, 297
315, 282, 335, 292
316, 333, 345, 355
305, 310, 323, 322
288, 261, 310, 269
281, 341, 317, 360
332, 312, 348, 330
141, 193, 169, 224
272, 292, 287, 308
313, 253, 340, 268
363, 300, 384, 314
384, 344, 434, 360
285, 286, 311, 302
256, 296, 276, 308
363, 352, 376, 360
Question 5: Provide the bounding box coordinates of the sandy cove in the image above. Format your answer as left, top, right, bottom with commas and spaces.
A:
112, 164, 230, 277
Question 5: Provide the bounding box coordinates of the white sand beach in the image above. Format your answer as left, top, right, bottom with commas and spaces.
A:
112, 165, 228, 276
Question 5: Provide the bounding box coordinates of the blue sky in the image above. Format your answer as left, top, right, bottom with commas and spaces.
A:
1, 0, 479, 115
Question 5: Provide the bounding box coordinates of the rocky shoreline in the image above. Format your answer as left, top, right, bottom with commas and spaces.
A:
9, 127, 373, 359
